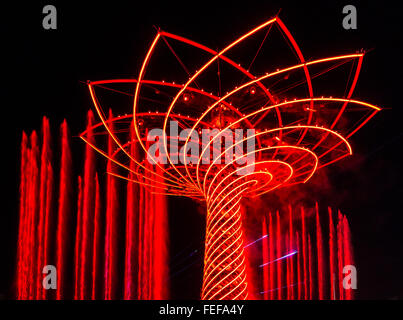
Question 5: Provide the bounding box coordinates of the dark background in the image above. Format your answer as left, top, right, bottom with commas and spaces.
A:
1, 0, 402, 299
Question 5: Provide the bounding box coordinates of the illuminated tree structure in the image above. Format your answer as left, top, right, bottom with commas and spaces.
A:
81, 16, 380, 300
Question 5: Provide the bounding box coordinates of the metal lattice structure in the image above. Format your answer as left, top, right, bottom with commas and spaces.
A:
81, 16, 380, 300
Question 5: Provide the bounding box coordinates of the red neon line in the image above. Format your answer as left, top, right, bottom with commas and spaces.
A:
310, 55, 365, 152
204, 203, 244, 261
317, 109, 379, 160
331, 55, 364, 129
204, 200, 244, 271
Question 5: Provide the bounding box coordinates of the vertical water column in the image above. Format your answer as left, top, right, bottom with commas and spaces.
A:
76, 110, 96, 299
276, 211, 282, 300
337, 211, 344, 300
27, 132, 39, 299
288, 205, 294, 300
55, 120, 72, 300
16, 132, 28, 299
104, 110, 119, 300
268, 212, 275, 300
262, 216, 269, 299
308, 235, 313, 300
315, 203, 324, 300
151, 164, 169, 299
328, 207, 336, 299
137, 146, 151, 299
342, 215, 354, 300
301, 206, 308, 300
74, 176, 83, 299
124, 124, 139, 300
37, 118, 53, 300
296, 232, 302, 299
92, 174, 102, 299
136, 161, 146, 299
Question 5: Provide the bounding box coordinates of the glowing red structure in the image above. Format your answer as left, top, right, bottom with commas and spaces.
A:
81, 16, 379, 300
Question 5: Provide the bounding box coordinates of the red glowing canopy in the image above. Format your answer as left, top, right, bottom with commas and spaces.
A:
81, 16, 380, 201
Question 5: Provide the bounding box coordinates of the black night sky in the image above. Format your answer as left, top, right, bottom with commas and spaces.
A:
1, 0, 403, 300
